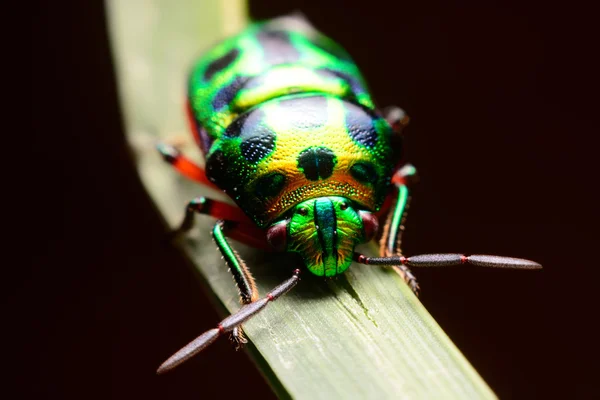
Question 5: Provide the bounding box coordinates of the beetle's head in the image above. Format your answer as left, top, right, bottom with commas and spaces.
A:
265, 196, 379, 276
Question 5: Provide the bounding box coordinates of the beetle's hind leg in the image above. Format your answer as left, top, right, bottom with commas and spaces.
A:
379, 165, 421, 295
157, 142, 220, 190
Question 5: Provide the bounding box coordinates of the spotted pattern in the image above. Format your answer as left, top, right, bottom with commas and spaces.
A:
241, 133, 275, 162
225, 109, 276, 163
187, 16, 399, 227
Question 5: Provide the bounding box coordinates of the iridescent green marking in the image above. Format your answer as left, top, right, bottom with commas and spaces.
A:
212, 223, 255, 302
188, 18, 376, 139
387, 184, 409, 253
191, 17, 398, 234
287, 196, 365, 276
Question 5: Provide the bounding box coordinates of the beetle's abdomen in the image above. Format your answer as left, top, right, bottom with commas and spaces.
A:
205, 94, 395, 227
188, 16, 375, 148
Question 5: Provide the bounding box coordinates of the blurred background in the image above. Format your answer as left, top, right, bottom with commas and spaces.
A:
22, 1, 598, 398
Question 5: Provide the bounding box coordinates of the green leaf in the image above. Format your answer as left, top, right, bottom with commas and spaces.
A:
106, 2, 497, 398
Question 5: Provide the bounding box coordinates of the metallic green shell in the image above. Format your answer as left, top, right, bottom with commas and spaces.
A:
188, 15, 397, 227
189, 16, 374, 139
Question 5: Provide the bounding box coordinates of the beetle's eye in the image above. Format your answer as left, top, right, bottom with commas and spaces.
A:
297, 207, 308, 216
266, 221, 288, 251
359, 211, 379, 242
340, 202, 348, 210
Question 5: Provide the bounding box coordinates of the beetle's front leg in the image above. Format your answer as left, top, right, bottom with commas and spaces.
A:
171, 196, 270, 250
212, 220, 259, 347
170, 196, 251, 239
379, 165, 421, 295
171, 197, 264, 346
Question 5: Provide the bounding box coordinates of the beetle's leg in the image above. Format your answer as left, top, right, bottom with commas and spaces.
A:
379, 165, 421, 295
172, 195, 271, 248
157, 142, 220, 190
383, 105, 410, 134
157, 269, 301, 374
212, 220, 260, 346
171, 196, 252, 239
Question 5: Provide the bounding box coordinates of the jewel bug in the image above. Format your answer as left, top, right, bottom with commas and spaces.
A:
156, 15, 541, 374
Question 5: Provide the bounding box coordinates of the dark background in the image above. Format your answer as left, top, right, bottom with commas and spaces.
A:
21, 1, 598, 398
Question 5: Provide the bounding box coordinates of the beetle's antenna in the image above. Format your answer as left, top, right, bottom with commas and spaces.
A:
157, 269, 301, 374
353, 253, 542, 269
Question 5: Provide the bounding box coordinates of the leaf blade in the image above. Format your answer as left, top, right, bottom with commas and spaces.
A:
106, 2, 497, 398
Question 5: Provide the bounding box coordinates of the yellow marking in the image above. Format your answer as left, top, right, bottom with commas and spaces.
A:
245, 96, 385, 222
233, 65, 351, 111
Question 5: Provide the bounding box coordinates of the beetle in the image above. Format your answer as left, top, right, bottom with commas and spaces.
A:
156, 15, 541, 374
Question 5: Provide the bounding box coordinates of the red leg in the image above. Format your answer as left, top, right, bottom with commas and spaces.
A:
222, 222, 271, 251
376, 163, 418, 220
171, 196, 271, 250
157, 142, 220, 190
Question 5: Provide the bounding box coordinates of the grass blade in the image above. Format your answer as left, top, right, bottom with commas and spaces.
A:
106, 2, 497, 398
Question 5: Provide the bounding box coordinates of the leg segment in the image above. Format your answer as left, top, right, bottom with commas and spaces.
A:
170, 196, 252, 239
157, 142, 219, 190
212, 220, 259, 305
379, 166, 421, 295
157, 269, 301, 374
212, 220, 259, 347
171, 196, 270, 249
383, 105, 410, 134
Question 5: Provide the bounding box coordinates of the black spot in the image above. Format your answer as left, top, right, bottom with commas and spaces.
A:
350, 162, 378, 184
227, 109, 276, 162
224, 110, 253, 138
241, 132, 275, 162
256, 30, 300, 65
203, 48, 239, 81
345, 104, 379, 148
195, 125, 213, 154
278, 95, 328, 130
254, 173, 286, 198
211, 76, 248, 111
317, 68, 367, 95
205, 149, 230, 186
297, 147, 337, 181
